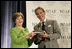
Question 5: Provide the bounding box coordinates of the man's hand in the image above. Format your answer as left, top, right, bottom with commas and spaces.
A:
37, 34, 43, 41
42, 31, 50, 38
36, 31, 50, 40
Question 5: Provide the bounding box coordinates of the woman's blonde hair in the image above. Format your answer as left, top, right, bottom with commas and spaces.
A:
12, 12, 24, 23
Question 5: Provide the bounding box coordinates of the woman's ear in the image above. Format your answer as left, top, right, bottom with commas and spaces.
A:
44, 12, 45, 15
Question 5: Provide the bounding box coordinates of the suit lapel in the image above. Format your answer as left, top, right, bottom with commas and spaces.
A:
38, 22, 42, 31
45, 19, 53, 34
38, 19, 53, 34
38, 19, 50, 31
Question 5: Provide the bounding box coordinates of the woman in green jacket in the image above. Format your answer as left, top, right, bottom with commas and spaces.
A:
10, 12, 35, 48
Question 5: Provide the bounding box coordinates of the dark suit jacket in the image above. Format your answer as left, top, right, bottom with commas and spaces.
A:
34, 19, 61, 48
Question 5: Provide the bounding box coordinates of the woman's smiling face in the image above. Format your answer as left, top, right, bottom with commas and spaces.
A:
15, 16, 24, 26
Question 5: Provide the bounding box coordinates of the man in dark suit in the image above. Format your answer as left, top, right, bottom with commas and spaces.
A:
33, 7, 61, 48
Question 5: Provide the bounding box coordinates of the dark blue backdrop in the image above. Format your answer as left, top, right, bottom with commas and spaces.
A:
1, 1, 26, 48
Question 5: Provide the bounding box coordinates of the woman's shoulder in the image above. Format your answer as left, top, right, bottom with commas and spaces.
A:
10, 27, 29, 32
24, 27, 29, 30
10, 27, 17, 31
10, 27, 16, 30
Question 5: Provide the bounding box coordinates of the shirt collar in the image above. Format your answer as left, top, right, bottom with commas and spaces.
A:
40, 18, 46, 23
40, 18, 46, 26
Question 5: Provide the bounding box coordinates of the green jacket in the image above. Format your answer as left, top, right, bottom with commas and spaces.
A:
10, 27, 33, 48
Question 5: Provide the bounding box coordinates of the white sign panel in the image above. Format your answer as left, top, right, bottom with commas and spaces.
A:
26, 1, 71, 48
